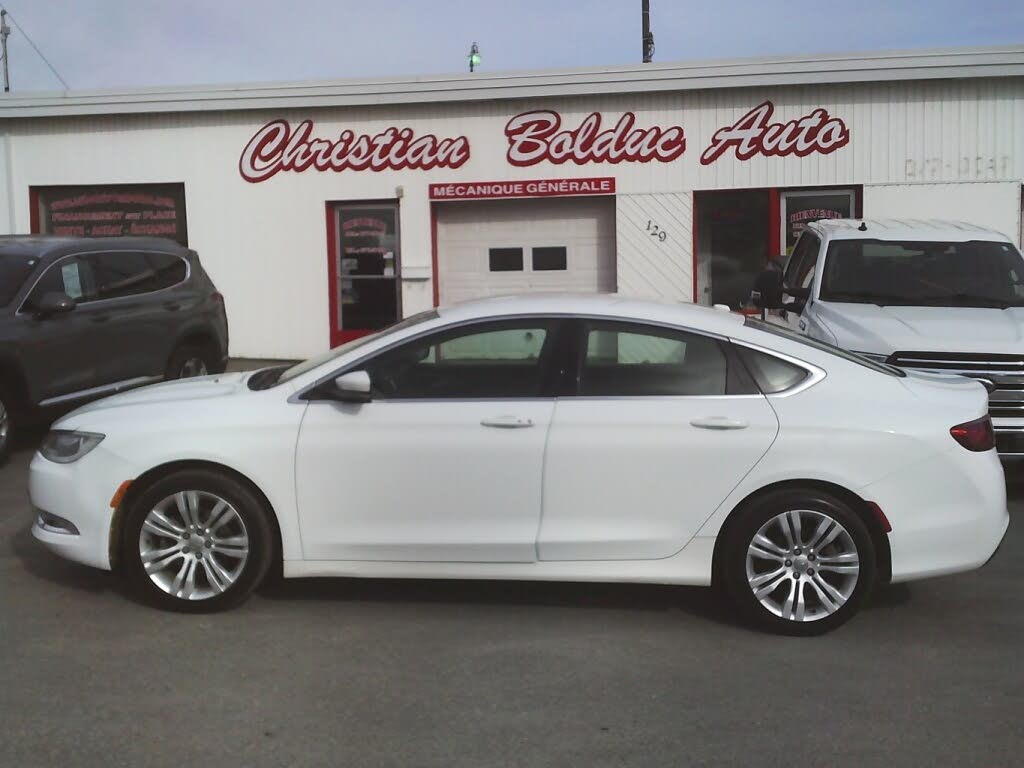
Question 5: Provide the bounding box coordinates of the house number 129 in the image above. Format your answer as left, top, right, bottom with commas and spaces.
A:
646, 220, 668, 242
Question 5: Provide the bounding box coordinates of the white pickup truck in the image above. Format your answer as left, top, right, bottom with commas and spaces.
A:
752, 218, 1024, 458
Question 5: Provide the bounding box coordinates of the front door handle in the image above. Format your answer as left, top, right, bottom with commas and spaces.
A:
690, 416, 749, 430
481, 415, 534, 429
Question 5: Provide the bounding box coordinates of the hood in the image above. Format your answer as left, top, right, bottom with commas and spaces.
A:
815, 302, 1024, 354
66, 371, 251, 417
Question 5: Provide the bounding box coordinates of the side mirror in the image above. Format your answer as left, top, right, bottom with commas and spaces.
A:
751, 267, 784, 309
331, 370, 372, 403
35, 292, 76, 318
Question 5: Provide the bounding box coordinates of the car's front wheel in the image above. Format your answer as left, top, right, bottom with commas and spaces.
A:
121, 469, 274, 612
720, 488, 877, 636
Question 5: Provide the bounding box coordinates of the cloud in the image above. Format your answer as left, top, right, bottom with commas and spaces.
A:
2, 0, 1021, 92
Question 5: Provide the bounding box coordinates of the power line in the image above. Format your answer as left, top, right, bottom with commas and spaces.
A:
0, 5, 69, 90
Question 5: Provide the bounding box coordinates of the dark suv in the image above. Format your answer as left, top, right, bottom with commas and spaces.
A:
0, 236, 229, 460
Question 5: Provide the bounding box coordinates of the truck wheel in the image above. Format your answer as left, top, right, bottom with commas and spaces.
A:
0, 387, 14, 464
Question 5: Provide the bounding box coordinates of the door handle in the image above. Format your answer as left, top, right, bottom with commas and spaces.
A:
798, 319, 807, 331
480, 415, 534, 429
690, 416, 749, 430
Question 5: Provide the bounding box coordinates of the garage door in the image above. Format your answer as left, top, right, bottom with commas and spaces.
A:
436, 197, 616, 304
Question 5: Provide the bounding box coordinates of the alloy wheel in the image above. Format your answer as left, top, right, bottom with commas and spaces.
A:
138, 490, 250, 601
178, 358, 209, 378
744, 509, 860, 623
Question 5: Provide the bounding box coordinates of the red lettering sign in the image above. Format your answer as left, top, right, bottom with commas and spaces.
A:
504, 111, 686, 166
429, 177, 616, 200
239, 120, 472, 182
700, 101, 850, 165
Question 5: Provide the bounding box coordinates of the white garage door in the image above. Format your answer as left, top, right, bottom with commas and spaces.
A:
436, 197, 616, 304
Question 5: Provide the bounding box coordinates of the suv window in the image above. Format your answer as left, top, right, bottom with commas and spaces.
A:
82, 251, 187, 301
578, 321, 727, 396
784, 231, 821, 289
25, 257, 94, 307
360, 320, 556, 399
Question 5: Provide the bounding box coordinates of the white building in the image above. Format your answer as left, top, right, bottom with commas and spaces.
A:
1, 45, 1023, 359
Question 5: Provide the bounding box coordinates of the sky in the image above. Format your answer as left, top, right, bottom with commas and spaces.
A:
1, 0, 1022, 92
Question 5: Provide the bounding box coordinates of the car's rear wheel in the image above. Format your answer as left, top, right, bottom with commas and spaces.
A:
166, 343, 219, 380
121, 469, 274, 612
720, 488, 877, 636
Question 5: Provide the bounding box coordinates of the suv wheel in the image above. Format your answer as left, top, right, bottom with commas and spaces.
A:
166, 343, 219, 380
122, 469, 274, 612
0, 387, 14, 464
720, 488, 877, 636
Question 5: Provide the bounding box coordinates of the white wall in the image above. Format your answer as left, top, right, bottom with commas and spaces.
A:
2, 76, 1023, 357
864, 182, 1023, 247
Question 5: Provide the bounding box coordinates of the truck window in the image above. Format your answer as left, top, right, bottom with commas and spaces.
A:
784, 232, 821, 289
819, 239, 1024, 307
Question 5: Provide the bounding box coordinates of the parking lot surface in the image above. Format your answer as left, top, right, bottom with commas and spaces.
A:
2, 443, 1022, 767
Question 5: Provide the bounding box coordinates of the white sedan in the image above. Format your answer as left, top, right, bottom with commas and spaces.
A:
30, 294, 1008, 634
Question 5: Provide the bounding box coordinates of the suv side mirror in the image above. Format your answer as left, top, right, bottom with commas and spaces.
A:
331, 370, 372, 403
751, 267, 784, 309
35, 292, 77, 318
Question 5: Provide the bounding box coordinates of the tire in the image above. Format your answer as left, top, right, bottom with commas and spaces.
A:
121, 469, 275, 612
719, 488, 877, 636
0, 387, 12, 465
165, 342, 220, 380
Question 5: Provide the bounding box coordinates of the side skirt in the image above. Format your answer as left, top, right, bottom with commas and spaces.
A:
283, 537, 716, 585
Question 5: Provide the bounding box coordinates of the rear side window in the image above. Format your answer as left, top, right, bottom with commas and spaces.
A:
83, 251, 187, 301
737, 347, 809, 394
578, 322, 727, 396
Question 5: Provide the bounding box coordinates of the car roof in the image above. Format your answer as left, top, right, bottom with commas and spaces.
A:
0, 235, 189, 261
806, 218, 1012, 243
437, 292, 747, 334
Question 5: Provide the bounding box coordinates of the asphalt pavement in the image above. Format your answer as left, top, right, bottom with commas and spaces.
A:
2, 442, 1022, 768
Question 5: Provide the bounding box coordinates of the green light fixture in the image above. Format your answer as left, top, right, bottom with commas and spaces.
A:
468, 42, 481, 73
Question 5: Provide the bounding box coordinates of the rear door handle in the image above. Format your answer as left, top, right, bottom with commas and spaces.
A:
690, 416, 749, 430
481, 415, 534, 429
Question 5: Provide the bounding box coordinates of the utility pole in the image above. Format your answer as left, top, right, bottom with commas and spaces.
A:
641, 0, 654, 64
1, 9, 11, 92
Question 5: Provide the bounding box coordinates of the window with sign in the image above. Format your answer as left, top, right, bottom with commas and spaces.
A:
780, 190, 854, 255
335, 203, 402, 335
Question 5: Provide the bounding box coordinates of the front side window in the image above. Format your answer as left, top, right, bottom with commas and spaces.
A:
783, 231, 820, 289
361, 320, 556, 399
819, 239, 1024, 307
26, 256, 94, 307
578, 322, 728, 396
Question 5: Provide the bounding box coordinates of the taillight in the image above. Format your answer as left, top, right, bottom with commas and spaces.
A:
950, 416, 995, 452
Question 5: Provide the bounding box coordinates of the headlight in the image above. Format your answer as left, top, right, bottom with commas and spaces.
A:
852, 351, 889, 363
39, 430, 105, 464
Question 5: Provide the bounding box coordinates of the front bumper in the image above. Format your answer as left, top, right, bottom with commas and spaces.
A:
29, 447, 138, 571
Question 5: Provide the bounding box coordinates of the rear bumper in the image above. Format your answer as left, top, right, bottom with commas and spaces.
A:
859, 447, 1009, 583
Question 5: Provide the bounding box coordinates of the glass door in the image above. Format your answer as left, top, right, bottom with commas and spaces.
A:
334, 202, 402, 342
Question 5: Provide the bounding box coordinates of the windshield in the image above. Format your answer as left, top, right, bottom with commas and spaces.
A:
819, 239, 1024, 307
0, 253, 42, 307
743, 318, 904, 377
270, 309, 441, 387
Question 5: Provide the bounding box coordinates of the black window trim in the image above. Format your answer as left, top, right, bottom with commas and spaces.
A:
295, 312, 775, 404
301, 315, 572, 403
15, 248, 190, 316
564, 318, 759, 400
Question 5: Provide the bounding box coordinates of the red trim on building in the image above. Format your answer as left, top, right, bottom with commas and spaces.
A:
28, 188, 40, 234
325, 202, 341, 348
430, 202, 440, 307
691, 201, 699, 303
767, 187, 781, 258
